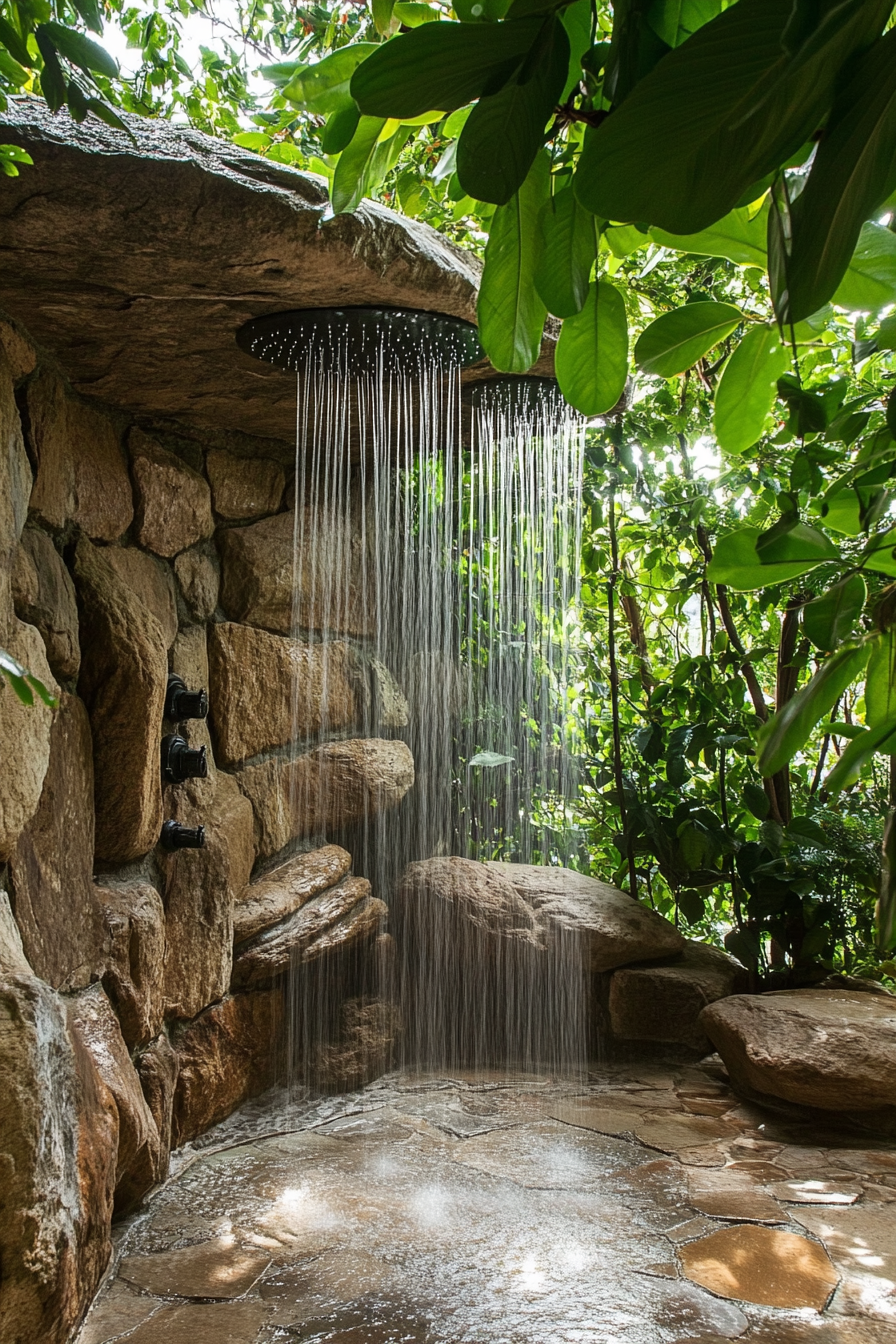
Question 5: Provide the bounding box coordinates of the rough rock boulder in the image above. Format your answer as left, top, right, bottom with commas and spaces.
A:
608, 940, 748, 1052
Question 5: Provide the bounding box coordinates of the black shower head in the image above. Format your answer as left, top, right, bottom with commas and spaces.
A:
237, 306, 484, 375
463, 375, 570, 417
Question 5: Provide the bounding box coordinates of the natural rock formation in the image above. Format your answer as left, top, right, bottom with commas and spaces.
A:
0, 618, 58, 860
700, 989, 896, 1115
98, 882, 166, 1049
161, 773, 255, 1021
73, 536, 167, 863
174, 546, 219, 620
370, 657, 410, 729
206, 448, 284, 519
233, 844, 353, 944
237, 737, 415, 859
103, 546, 178, 649
11, 529, 80, 678
0, 342, 31, 631
130, 429, 214, 557
171, 989, 285, 1146
208, 623, 362, 765
311, 996, 401, 1092
134, 1035, 179, 1180
25, 370, 133, 539
231, 876, 385, 989
9, 692, 103, 990
169, 624, 217, 794
0, 318, 36, 380
399, 858, 541, 953
608, 940, 748, 1052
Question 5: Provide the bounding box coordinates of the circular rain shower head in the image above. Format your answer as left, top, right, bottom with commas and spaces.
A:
237, 306, 484, 375
463, 375, 569, 417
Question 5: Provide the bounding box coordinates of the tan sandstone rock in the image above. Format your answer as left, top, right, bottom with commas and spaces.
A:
174, 546, 219, 620
161, 772, 255, 1021
26, 371, 133, 539
237, 737, 415, 859
9, 692, 104, 990
398, 857, 541, 953
130, 429, 214, 557
73, 537, 167, 863
12, 529, 80, 678
103, 547, 178, 649
171, 989, 285, 1146
311, 995, 401, 1093
699, 989, 896, 1115
98, 882, 166, 1049
206, 448, 284, 520
0, 618, 58, 861
0, 888, 31, 976
134, 1035, 179, 1181
208, 622, 362, 765
609, 940, 748, 1052
233, 844, 353, 944
678, 1224, 838, 1310
0, 346, 31, 635
231, 876, 385, 989
0, 318, 36, 379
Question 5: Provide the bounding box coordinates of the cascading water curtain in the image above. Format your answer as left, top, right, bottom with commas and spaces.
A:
286, 333, 586, 1083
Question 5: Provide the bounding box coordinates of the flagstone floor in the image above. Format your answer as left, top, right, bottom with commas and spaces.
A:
77, 1060, 896, 1344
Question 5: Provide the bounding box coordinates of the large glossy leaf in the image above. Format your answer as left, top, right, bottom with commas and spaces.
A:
646, 0, 722, 47
635, 301, 741, 378
284, 44, 377, 113
651, 201, 769, 268
802, 574, 867, 653
477, 152, 550, 372
456, 15, 569, 204
559, 0, 591, 100
832, 222, 896, 314
707, 525, 838, 590
555, 279, 629, 415
351, 17, 545, 119
573, 0, 891, 233
713, 323, 789, 454
756, 642, 870, 776
39, 22, 119, 78
865, 630, 896, 726
864, 525, 896, 577
534, 183, 597, 317
825, 713, 896, 793
781, 28, 896, 324
35, 30, 66, 111
330, 115, 388, 213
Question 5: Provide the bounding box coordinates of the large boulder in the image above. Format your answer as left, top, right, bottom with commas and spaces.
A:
233, 844, 353, 944
608, 940, 748, 1052
206, 448, 284, 520
9, 691, 104, 990
700, 989, 896, 1116
130, 429, 214, 558
98, 882, 166, 1049
174, 545, 219, 621
237, 737, 414, 859
0, 618, 58, 861
102, 546, 178, 649
72, 536, 167, 864
12, 529, 80, 679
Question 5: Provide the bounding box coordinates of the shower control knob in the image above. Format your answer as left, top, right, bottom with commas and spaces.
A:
160, 820, 206, 851
165, 674, 208, 721
161, 734, 208, 783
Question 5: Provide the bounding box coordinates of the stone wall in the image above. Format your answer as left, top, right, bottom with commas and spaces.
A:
0, 313, 410, 1344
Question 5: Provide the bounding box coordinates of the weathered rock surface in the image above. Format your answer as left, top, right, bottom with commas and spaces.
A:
609, 940, 748, 1052
700, 989, 896, 1115
0, 317, 36, 379
67, 983, 161, 1213
134, 1035, 179, 1181
0, 888, 31, 976
120, 1238, 271, 1299
233, 843, 353, 944
0, 968, 117, 1344
174, 546, 219, 620
103, 546, 178, 649
12, 528, 80, 678
237, 737, 415, 859
0, 346, 31, 632
678, 1224, 839, 1310
206, 448, 284, 519
208, 622, 362, 765
171, 989, 285, 1146
399, 858, 541, 953
73, 537, 167, 863
98, 882, 166, 1049
9, 691, 103, 990
218, 505, 374, 637
370, 656, 409, 729
130, 430, 214, 557
25, 370, 132, 539
161, 772, 254, 1021
231, 876, 385, 989
311, 995, 400, 1093
0, 617, 58, 860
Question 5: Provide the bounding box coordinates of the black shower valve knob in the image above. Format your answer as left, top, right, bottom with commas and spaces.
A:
161, 733, 208, 784
165, 673, 209, 722
160, 820, 206, 851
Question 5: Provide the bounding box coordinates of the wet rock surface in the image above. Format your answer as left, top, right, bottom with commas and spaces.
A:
12, 527, 81, 678
0, 617, 57, 860
609, 941, 749, 1052
207, 449, 285, 520
233, 844, 354, 945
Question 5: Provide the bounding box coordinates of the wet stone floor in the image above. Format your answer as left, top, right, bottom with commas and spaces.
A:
78, 1061, 896, 1344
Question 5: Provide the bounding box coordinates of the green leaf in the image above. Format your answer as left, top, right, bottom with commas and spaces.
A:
707, 524, 838, 590
864, 526, 896, 577
454, 0, 512, 20
713, 323, 790, 454
757, 642, 870, 776
351, 16, 546, 119
330, 115, 387, 214
71, 0, 104, 34
477, 151, 550, 373
889, 388, 896, 440
321, 102, 360, 154
456, 14, 569, 205
802, 574, 867, 653
38, 22, 118, 78
743, 781, 770, 819
865, 630, 896, 727
651, 200, 769, 269
534, 183, 597, 317
677, 887, 706, 924
0, 16, 33, 67
555, 279, 628, 416
833, 222, 896, 314
559, 0, 591, 100
469, 750, 515, 765
787, 815, 829, 847
84, 98, 136, 142
232, 131, 272, 150
284, 44, 378, 114
0, 144, 32, 177
604, 223, 650, 258
35, 29, 66, 112
372, 0, 397, 35
825, 713, 896, 793
635, 301, 741, 378
646, 0, 721, 48
393, 1, 441, 23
